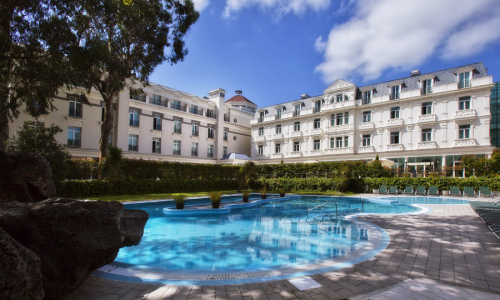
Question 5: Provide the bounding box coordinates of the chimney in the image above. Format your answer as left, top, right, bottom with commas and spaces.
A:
235, 90, 242, 95
411, 70, 421, 76
300, 94, 310, 99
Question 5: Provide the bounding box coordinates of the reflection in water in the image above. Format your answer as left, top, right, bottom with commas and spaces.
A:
116, 197, 419, 271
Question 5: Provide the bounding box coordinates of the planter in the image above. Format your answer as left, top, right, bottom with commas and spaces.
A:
280, 193, 285, 197
211, 202, 220, 209
442, 190, 449, 196
373, 190, 379, 194
242, 196, 249, 203
261, 195, 267, 199
175, 202, 184, 209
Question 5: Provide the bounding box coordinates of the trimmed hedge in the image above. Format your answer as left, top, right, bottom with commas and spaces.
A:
257, 178, 365, 193
364, 177, 500, 191
56, 179, 237, 198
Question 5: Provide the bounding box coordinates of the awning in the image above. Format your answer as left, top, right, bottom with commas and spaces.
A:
406, 162, 433, 166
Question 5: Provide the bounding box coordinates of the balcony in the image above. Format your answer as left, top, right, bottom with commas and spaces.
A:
206, 112, 216, 119
417, 141, 437, 149
417, 114, 436, 124
272, 133, 284, 140
289, 151, 302, 157
309, 128, 323, 136
454, 138, 477, 147
128, 144, 138, 151
289, 131, 302, 138
189, 108, 204, 116
170, 104, 187, 112
454, 109, 476, 120
421, 87, 433, 95
129, 120, 139, 127
358, 122, 374, 131
358, 146, 374, 153
386, 118, 404, 128
389, 94, 400, 100
458, 80, 471, 89
324, 147, 353, 155
207, 152, 214, 158
258, 117, 264, 122
152, 148, 161, 154
386, 144, 404, 151
254, 136, 266, 142
325, 124, 354, 133
313, 107, 321, 113
153, 124, 162, 131
224, 115, 230, 122
207, 133, 215, 139
293, 111, 300, 116
67, 139, 81, 147
271, 153, 283, 159
173, 128, 181, 134
191, 151, 198, 157
173, 149, 181, 155
275, 114, 281, 120
309, 150, 323, 156
191, 130, 199, 136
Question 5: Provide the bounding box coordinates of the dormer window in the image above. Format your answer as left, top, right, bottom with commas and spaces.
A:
391, 86, 400, 100
362, 91, 371, 104
314, 100, 321, 113
455, 67, 474, 89
294, 104, 301, 116
422, 79, 432, 95
276, 108, 282, 119
335, 94, 349, 102
259, 111, 265, 122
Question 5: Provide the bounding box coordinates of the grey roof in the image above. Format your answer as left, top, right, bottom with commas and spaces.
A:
220, 153, 252, 160
254, 62, 488, 117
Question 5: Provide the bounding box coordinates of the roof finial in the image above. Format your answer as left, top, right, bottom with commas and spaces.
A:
235, 90, 242, 95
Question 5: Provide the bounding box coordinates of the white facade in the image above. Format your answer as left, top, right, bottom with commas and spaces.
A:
250, 63, 495, 169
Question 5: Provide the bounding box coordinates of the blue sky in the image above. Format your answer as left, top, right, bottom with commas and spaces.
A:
150, 0, 500, 108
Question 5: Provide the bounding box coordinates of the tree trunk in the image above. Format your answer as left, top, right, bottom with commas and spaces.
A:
97, 97, 114, 179
0, 108, 9, 151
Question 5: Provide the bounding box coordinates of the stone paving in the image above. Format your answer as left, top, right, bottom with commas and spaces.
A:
64, 200, 500, 300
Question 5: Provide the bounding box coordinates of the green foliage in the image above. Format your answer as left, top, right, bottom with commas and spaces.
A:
242, 190, 250, 198
258, 178, 365, 193
99, 146, 123, 180
56, 179, 237, 198
67, 159, 98, 180
236, 161, 257, 192
209, 191, 222, 203
7, 122, 72, 181
363, 177, 500, 191
259, 186, 267, 195
173, 194, 187, 203
375, 154, 380, 161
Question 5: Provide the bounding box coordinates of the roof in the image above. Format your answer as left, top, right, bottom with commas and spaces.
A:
220, 153, 252, 160
225, 94, 256, 105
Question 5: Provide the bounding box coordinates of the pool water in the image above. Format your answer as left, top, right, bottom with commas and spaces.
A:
116, 196, 465, 272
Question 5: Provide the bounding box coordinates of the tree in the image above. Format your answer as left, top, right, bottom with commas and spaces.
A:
7, 122, 72, 181
236, 161, 257, 192
0, 0, 85, 150
99, 145, 123, 180
66, 0, 199, 178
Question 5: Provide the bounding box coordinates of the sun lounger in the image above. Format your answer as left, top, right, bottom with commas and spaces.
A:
428, 186, 439, 196
415, 186, 426, 196
479, 186, 493, 198
388, 185, 398, 195
379, 185, 387, 195
450, 186, 461, 197
463, 186, 476, 198
403, 186, 414, 195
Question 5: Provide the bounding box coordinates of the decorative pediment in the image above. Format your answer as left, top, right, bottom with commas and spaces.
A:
324, 79, 356, 94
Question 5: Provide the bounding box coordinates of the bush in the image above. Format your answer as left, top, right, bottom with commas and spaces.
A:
67, 159, 98, 180
364, 177, 500, 191
256, 177, 365, 193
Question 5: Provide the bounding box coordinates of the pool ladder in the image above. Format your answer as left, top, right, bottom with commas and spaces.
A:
305, 199, 365, 220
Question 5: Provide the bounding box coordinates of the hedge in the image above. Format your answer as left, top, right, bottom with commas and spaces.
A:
257, 178, 365, 193
364, 177, 500, 191
56, 179, 237, 198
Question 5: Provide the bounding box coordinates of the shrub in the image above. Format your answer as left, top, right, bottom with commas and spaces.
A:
173, 194, 187, 203
209, 191, 222, 203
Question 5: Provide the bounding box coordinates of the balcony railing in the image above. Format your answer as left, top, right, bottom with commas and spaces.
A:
173, 149, 180, 155
174, 128, 181, 134
224, 115, 230, 122
152, 148, 161, 154
421, 87, 432, 95
458, 80, 471, 89
362, 98, 371, 105
128, 144, 138, 151
129, 120, 139, 127
170, 103, 187, 111
67, 139, 81, 147
389, 93, 400, 100
153, 124, 162, 130
293, 111, 300, 116
189, 108, 204, 116
192, 130, 199, 136
208, 133, 214, 139
191, 151, 198, 157
69, 110, 82, 118
223, 135, 228, 141
313, 108, 321, 113
206, 112, 216, 119
258, 117, 264, 122
276, 114, 281, 119
207, 152, 214, 158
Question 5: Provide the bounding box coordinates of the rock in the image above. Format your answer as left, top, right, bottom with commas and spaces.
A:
0, 226, 44, 300
0, 198, 149, 300
0, 150, 56, 202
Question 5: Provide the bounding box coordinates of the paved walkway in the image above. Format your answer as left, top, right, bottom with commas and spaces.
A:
64, 200, 500, 300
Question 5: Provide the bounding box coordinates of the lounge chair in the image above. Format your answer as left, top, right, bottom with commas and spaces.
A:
388, 185, 398, 195
403, 186, 414, 195
415, 186, 426, 196
379, 185, 387, 195
479, 186, 493, 198
428, 186, 439, 196
450, 186, 461, 197
463, 186, 476, 198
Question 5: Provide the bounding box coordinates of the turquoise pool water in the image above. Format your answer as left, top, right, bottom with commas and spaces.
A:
116, 196, 466, 272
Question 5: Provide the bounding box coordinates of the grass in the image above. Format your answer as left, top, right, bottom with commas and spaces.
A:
88, 190, 358, 202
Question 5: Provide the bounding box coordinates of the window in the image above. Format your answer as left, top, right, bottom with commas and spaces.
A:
330, 138, 335, 148
294, 104, 301, 116
293, 142, 300, 152
151, 94, 161, 105
208, 125, 215, 139
344, 136, 349, 147
206, 109, 215, 118
207, 145, 214, 158
129, 109, 139, 126
152, 137, 161, 153
391, 85, 400, 100
336, 94, 348, 102
421, 102, 432, 115
390, 132, 400, 144
336, 113, 343, 126
153, 113, 162, 130
129, 89, 140, 100
344, 112, 349, 124
275, 143, 281, 153
223, 146, 228, 156
294, 121, 300, 131
276, 124, 282, 134
422, 79, 432, 95
258, 145, 263, 155
336, 137, 342, 148
390, 107, 400, 119
258, 127, 264, 136
459, 72, 471, 89
190, 105, 198, 115
422, 129, 432, 142
314, 118, 321, 129
459, 96, 471, 110
69, 97, 82, 118
362, 91, 371, 104
172, 100, 181, 110
224, 113, 229, 122
276, 108, 282, 119
363, 111, 371, 122
459, 125, 470, 139
223, 128, 228, 141
314, 140, 320, 150
336, 94, 343, 102
259, 111, 265, 121
173, 140, 181, 155
314, 100, 321, 113
362, 135, 371, 146
128, 134, 138, 151
67, 127, 81, 147
191, 143, 198, 156
174, 118, 182, 134
192, 122, 199, 136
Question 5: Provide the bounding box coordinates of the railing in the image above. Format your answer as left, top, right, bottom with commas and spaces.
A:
191, 151, 198, 157
130, 120, 139, 127
173, 149, 180, 155
67, 139, 81, 147
293, 111, 300, 116
313, 108, 321, 113
389, 93, 400, 100
206, 112, 216, 119
208, 133, 214, 139
207, 152, 214, 158
224, 115, 230, 122
223, 135, 228, 141
362, 98, 371, 105
153, 124, 162, 130
153, 148, 161, 154
421, 87, 432, 95
458, 80, 471, 89
258, 117, 264, 122
151, 99, 161, 106
170, 104, 187, 111
192, 130, 199, 136
174, 128, 181, 134
189, 108, 204, 116
69, 110, 82, 118
128, 145, 138, 151
276, 114, 281, 119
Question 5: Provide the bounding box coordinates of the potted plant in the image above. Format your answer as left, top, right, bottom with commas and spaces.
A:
173, 194, 187, 209
260, 187, 267, 199
210, 191, 222, 208
279, 188, 285, 197
242, 190, 250, 203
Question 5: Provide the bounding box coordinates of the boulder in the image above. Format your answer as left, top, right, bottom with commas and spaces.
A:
0, 198, 149, 300
0, 150, 56, 202
0, 226, 44, 300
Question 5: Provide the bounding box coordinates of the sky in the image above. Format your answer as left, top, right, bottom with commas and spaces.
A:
150, 0, 500, 108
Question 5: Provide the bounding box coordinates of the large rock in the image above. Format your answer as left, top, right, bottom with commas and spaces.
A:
0, 198, 149, 300
0, 150, 56, 202
0, 226, 44, 300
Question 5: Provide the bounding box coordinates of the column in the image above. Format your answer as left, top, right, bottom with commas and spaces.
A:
209, 88, 226, 160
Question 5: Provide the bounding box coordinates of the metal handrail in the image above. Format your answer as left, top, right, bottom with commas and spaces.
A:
306, 201, 335, 218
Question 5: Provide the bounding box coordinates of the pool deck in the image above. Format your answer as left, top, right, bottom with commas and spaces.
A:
64, 195, 500, 300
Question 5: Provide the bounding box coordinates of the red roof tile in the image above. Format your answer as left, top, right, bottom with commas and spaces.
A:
225, 94, 256, 105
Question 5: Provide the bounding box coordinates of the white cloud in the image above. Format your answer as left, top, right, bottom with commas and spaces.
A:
192, 0, 209, 12
223, 0, 330, 18
315, 0, 500, 83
